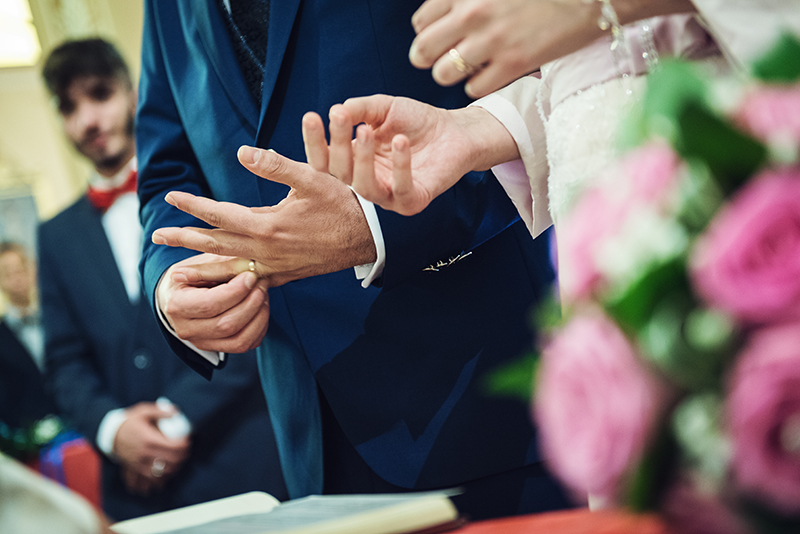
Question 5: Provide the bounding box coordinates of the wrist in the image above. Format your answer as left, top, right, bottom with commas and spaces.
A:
452, 106, 520, 172
582, 0, 697, 26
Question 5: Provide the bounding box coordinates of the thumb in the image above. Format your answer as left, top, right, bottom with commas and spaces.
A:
238, 146, 303, 190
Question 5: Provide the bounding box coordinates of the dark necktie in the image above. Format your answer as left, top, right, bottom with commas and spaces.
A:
87, 170, 137, 213
217, 0, 270, 105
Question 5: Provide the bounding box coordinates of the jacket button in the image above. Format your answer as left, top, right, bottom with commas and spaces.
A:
133, 353, 150, 369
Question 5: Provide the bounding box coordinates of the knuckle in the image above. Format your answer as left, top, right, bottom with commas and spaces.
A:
215, 316, 240, 338
414, 40, 437, 65
194, 300, 214, 317
261, 153, 285, 176
205, 211, 222, 228
204, 238, 224, 256
461, 3, 489, 26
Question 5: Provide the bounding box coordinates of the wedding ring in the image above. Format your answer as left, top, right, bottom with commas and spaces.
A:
448, 48, 475, 75
151, 458, 166, 478
248, 260, 257, 273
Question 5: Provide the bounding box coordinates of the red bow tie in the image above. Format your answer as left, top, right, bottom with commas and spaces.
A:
87, 170, 137, 213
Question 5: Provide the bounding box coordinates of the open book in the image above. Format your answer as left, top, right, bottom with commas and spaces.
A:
110, 491, 464, 534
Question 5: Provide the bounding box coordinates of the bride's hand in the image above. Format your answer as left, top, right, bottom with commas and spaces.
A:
302, 94, 519, 215
409, 0, 697, 98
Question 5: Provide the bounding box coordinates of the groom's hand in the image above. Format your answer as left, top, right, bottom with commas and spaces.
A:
152, 146, 376, 289
156, 253, 270, 353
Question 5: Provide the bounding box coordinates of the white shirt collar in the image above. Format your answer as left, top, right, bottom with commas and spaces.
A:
88, 157, 137, 191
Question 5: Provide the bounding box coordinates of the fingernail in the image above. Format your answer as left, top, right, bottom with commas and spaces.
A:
164, 193, 176, 206
244, 271, 257, 289
256, 279, 269, 293
238, 145, 261, 165
171, 271, 187, 283
152, 232, 166, 245
408, 43, 419, 64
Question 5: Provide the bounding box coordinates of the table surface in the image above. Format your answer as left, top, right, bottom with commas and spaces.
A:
457, 508, 670, 534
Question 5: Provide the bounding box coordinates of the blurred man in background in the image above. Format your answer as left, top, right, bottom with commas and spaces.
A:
0, 241, 55, 436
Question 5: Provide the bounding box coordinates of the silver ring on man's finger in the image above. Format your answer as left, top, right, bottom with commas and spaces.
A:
151, 458, 166, 478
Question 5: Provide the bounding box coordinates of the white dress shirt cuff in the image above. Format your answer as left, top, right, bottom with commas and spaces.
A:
472, 93, 535, 163
350, 188, 386, 287
155, 274, 226, 366
471, 78, 553, 238
96, 408, 127, 457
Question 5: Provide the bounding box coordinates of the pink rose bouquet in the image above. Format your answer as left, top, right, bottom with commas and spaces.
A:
526, 35, 800, 533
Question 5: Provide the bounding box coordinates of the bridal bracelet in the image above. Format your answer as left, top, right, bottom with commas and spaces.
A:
582, 0, 661, 83
583, 0, 624, 51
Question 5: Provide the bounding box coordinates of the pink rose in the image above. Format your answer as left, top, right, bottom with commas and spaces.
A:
534, 311, 672, 503
621, 142, 682, 206
558, 188, 624, 303
691, 166, 800, 323
737, 85, 800, 144
558, 143, 681, 304
727, 322, 800, 516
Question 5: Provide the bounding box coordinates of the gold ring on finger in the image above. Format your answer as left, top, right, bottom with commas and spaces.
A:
448, 48, 475, 75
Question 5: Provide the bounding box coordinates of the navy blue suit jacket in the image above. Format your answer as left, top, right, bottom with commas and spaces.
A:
38, 196, 287, 521
138, 0, 555, 494
0, 320, 54, 430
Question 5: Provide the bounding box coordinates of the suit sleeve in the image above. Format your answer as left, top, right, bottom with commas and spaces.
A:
137, 0, 219, 378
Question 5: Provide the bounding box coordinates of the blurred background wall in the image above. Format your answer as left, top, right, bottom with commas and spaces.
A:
0, 0, 143, 310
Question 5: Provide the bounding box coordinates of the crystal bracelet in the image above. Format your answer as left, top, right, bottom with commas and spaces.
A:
582, 0, 624, 50
582, 0, 635, 88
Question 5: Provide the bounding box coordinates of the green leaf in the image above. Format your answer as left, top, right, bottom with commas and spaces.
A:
636, 299, 739, 392
674, 161, 725, 234
605, 257, 691, 333
532, 292, 564, 333
676, 102, 767, 194
752, 32, 800, 83
483, 354, 539, 403
625, 425, 678, 512
642, 60, 708, 141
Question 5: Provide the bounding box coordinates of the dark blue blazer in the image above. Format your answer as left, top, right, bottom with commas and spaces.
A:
138, 0, 555, 494
0, 320, 55, 430
37, 196, 287, 521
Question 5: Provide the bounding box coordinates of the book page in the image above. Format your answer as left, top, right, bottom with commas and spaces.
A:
112, 492, 281, 534
153, 492, 458, 534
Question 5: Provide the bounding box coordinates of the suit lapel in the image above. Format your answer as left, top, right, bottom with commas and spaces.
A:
72, 198, 136, 321
192, 0, 260, 134
256, 0, 303, 139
